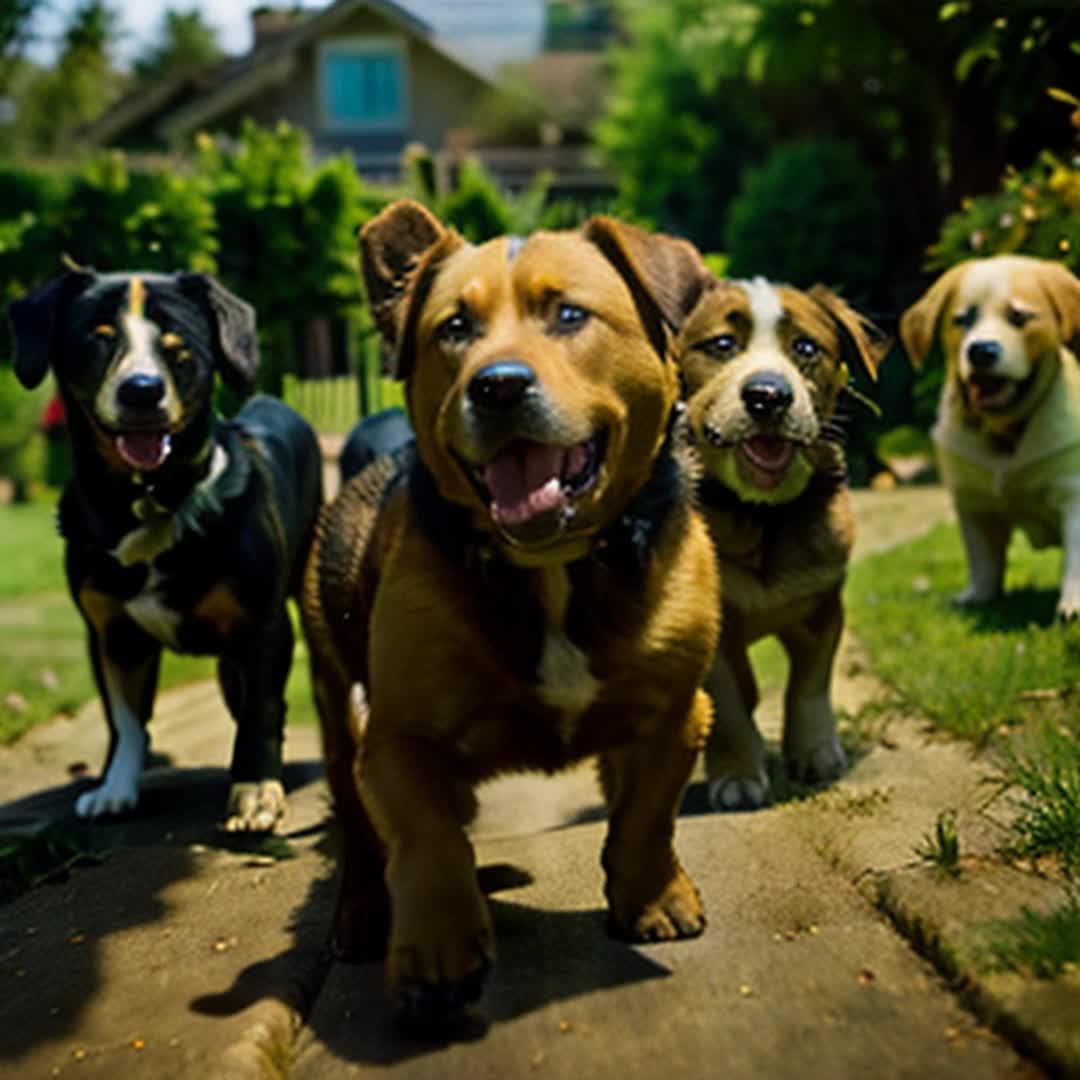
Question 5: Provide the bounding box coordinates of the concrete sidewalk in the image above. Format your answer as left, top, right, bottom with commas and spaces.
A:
0, 486, 1076, 1078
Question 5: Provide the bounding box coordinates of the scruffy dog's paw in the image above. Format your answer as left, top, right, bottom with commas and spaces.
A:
609, 866, 706, 942
223, 779, 286, 832
786, 735, 848, 786
707, 774, 770, 812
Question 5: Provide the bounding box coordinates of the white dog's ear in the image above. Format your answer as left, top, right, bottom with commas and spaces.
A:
899, 262, 971, 368
1036, 260, 1080, 350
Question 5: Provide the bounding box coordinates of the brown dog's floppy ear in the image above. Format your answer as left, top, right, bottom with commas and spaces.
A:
583, 217, 712, 360
1036, 260, 1080, 350
809, 285, 890, 383
359, 199, 464, 378
899, 262, 970, 369
8, 269, 95, 389
178, 273, 259, 392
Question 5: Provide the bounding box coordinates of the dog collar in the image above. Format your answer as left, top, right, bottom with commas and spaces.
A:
407, 410, 687, 583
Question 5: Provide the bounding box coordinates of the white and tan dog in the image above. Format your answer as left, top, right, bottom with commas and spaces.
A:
900, 255, 1080, 618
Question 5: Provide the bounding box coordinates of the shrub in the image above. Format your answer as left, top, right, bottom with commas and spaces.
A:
928, 149, 1080, 273
723, 139, 886, 301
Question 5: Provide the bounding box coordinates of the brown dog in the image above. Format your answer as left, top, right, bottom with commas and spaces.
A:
674, 277, 886, 810
900, 255, 1080, 618
301, 201, 718, 1022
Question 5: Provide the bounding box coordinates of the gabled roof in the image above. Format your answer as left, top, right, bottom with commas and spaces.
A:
84, 0, 502, 148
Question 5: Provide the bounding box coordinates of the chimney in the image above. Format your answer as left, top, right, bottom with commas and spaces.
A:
251, 6, 298, 51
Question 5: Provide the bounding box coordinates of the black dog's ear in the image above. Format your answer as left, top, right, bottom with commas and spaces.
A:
583, 217, 712, 361
177, 273, 259, 392
8, 269, 95, 389
359, 199, 464, 379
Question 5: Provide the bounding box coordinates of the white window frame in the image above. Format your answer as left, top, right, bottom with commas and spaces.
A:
317, 36, 408, 134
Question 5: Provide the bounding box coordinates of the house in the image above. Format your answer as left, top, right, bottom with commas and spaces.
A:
82, 0, 612, 193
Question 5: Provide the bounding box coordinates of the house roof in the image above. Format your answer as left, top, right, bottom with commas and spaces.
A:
83, 0, 502, 148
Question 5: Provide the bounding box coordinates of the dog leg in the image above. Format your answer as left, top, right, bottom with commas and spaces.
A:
1057, 502, 1080, 620
703, 647, 769, 811
315, 667, 390, 961
361, 730, 493, 1022
779, 592, 846, 786
954, 510, 1010, 606
218, 610, 292, 832
599, 689, 708, 941
76, 627, 159, 819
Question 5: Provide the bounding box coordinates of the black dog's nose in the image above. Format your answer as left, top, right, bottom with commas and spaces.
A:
117, 373, 166, 410
741, 372, 794, 418
967, 340, 1002, 371
467, 361, 536, 412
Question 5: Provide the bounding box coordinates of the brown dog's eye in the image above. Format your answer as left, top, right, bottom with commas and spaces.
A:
1006, 304, 1034, 329
953, 306, 977, 329
553, 302, 589, 334
793, 337, 820, 360
436, 309, 475, 346
699, 333, 737, 359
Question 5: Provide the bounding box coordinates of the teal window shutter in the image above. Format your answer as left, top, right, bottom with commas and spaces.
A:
323, 50, 403, 126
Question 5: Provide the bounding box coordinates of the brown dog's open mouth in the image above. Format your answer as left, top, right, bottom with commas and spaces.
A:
115, 430, 173, 472
738, 435, 796, 480
964, 373, 1025, 413
473, 432, 605, 539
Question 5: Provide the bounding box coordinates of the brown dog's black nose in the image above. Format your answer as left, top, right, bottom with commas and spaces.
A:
467, 361, 536, 412
967, 340, 1001, 371
741, 372, 794, 418
117, 373, 166, 410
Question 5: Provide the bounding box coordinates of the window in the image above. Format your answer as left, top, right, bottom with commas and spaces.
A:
319, 38, 406, 132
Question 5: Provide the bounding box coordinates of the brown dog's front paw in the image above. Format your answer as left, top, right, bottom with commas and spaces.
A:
608, 866, 706, 942
223, 779, 286, 832
389, 926, 494, 1028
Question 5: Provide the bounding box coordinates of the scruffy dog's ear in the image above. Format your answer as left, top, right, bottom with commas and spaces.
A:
8, 269, 95, 389
583, 217, 712, 360
809, 285, 891, 384
1035, 260, 1080, 350
359, 199, 464, 379
899, 262, 972, 369
178, 273, 259, 391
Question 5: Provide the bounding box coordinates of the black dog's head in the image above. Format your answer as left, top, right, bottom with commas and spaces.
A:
9, 269, 257, 474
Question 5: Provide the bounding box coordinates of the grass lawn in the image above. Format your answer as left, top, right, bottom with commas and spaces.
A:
847, 520, 1080, 975
0, 498, 316, 746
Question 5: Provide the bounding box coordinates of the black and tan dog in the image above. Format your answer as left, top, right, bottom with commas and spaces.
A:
9, 268, 323, 830
301, 200, 718, 1021
674, 277, 886, 811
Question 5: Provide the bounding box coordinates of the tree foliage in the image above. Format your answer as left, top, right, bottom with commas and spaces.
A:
132, 8, 223, 83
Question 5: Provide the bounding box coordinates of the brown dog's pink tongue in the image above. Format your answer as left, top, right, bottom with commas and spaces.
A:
484, 443, 566, 526
116, 432, 171, 472
743, 435, 793, 470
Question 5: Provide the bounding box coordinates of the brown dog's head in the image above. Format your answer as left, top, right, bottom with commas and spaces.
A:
900, 255, 1080, 432
360, 200, 709, 566
675, 278, 885, 504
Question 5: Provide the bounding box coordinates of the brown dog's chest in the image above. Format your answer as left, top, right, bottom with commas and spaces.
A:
701, 485, 853, 623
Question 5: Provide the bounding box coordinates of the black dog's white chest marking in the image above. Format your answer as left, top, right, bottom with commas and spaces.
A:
123, 567, 183, 648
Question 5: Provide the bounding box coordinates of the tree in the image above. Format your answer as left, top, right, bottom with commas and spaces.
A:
0, 0, 35, 95
20, 0, 123, 156
132, 8, 223, 83
594, 0, 769, 251
598, 0, 1080, 300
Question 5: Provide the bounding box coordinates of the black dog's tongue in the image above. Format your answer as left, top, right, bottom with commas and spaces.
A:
116, 432, 172, 471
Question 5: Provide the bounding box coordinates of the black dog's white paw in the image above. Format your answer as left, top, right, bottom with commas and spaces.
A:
223, 779, 286, 832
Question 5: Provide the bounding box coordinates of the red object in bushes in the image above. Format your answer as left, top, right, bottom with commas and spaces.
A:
41, 395, 66, 435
